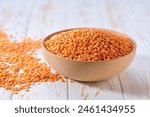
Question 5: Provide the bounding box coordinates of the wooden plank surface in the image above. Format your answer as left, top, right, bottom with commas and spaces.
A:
12, 0, 68, 100
0, 0, 150, 100
0, 0, 34, 99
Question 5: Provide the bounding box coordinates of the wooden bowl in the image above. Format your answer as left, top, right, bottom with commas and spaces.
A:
42, 28, 136, 82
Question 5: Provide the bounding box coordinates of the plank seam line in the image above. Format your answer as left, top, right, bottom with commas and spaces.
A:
11, 0, 36, 100
127, 0, 150, 44
66, 78, 69, 100
118, 75, 126, 100
24, 0, 36, 38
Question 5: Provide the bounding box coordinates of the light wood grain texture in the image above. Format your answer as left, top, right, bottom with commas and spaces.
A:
12, 0, 68, 100
103, 0, 150, 99
0, 0, 150, 100
0, 0, 34, 100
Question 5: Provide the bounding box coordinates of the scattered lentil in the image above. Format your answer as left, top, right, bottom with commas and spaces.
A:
45, 28, 134, 61
0, 31, 63, 94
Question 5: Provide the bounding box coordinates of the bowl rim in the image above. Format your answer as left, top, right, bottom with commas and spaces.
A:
42, 27, 137, 63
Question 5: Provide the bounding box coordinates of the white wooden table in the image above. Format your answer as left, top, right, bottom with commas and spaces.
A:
0, 0, 150, 100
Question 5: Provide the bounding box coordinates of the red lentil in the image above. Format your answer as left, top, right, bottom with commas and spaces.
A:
0, 31, 63, 94
45, 28, 134, 61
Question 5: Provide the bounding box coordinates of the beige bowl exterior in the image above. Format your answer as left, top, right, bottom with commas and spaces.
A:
42, 28, 136, 82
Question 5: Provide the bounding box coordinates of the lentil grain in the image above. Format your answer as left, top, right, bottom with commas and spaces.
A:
0, 31, 63, 94
45, 28, 134, 61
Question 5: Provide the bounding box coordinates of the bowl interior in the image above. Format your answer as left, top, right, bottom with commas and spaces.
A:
42, 28, 137, 63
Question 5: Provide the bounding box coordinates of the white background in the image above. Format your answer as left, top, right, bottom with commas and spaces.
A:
0, 100, 150, 117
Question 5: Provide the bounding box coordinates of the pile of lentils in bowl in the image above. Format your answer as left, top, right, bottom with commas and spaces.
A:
45, 28, 134, 61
